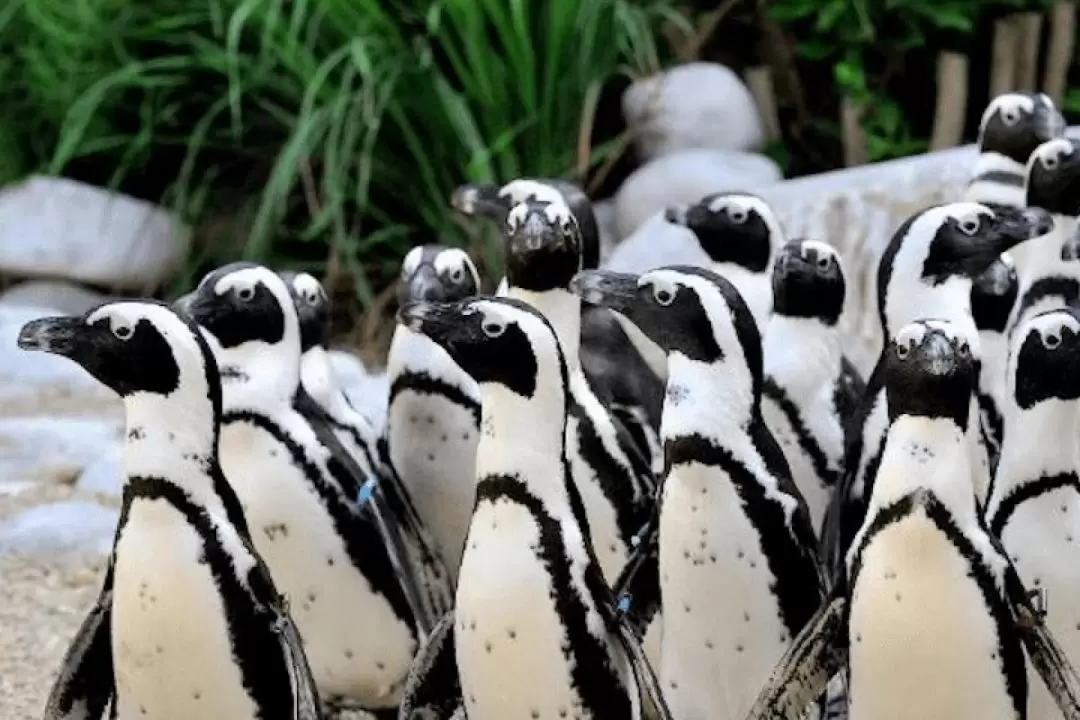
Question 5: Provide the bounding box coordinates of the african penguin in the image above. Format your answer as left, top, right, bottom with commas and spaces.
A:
572, 265, 824, 720
19, 301, 321, 720
819, 202, 1053, 580
282, 270, 453, 627
501, 196, 657, 586
1010, 137, 1080, 332
175, 262, 421, 716
970, 254, 1019, 474
987, 308, 1080, 720
744, 319, 1080, 720
395, 295, 671, 720
384, 244, 483, 583
761, 238, 866, 534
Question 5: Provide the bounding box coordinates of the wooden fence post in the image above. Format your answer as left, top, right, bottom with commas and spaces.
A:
990, 16, 1018, 96
1013, 12, 1044, 92
930, 52, 970, 150
1043, 1, 1076, 106
840, 98, 869, 167
744, 66, 782, 143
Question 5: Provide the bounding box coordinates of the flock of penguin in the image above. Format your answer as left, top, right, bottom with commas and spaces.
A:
17, 89, 1080, 720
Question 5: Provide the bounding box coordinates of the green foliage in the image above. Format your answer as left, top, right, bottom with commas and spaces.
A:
2, 0, 682, 302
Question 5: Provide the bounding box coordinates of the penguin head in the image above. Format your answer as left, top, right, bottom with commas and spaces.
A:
886, 319, 978, 428
1009, 308, 1080, 408
174, 262, 300, 387
664, 193, 779, 276
397, 245, 481, 310
398, 296, 564, 400
877, 202, 1052, 334
977, 92, 1064, 164
451, 182, 504, 217
503, 197, 584, 292
571, 265, 763, 397
970, 253, 1018, 334
1062, 223, 1080, 262
1026, 137, 1080, 217
280, 271, 330, 353
18, 300, 220, 420
771, 238, 846, 325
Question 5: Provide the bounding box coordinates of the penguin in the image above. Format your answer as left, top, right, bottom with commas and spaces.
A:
743, 318, 1080, 720
761, 238, 866, 534
987, 307, 1080, 720
19, 301, 321, 720
662, 192, 784, 333
819, 202, 1053, 580
395, 295, 671, 720
500, 196, 657, 586
1010, 137, 1080, 332
571, 265, 825, 720
281, 270, 453, 626
970, 254, 1019, 475
384, 244, 483, 583
175, 263, 423, 717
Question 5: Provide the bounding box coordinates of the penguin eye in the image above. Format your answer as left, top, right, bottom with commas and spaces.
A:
113, 324, 134, 341
449, 266, 465, 283
1042, 153, 1060, 170
653, 286, 675, 306
1001, 108, 1021, 126
727, 207, 749, 224
304, 290, 320, 306
816, 255, 831, 271
895, 342, 911, 360
958, 216, 981, 236
956, 342, 971, 357
236, 286, 255, 302
482, 321, 506, 338
1044, 332, 1062, 349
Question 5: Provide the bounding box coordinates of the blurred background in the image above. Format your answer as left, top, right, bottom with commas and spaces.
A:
1, 0, 1077, 359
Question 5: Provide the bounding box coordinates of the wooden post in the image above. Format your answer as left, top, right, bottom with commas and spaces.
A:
744, 66, 782, 143
840, 98, 869, 167
1012, 12, 1044, 92
930, 52, 970, 150
1043, 1, 1076, 106
990, 16, 1018, 97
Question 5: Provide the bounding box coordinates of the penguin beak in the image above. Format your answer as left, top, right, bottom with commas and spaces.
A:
663, 205, 688, 226
403, 267, 447, 304
1035, 105, 1066, 142
17, 315, 93, 360
918, 330, 963, 377
1063, 226, 1080, 262
172, 291, 195, 317
569, 270, 640, 312
993, 206, 1054, 249
397, 300, 475, 347
451, 183, 505, 219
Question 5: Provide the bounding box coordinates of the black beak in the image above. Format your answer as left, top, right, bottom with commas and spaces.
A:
994, 206, 1055, 249
918, 330, 963, 377
172, 291, 195, 317
451, 183, 506, 219
17, 315, 87, 358
663, 205, 688, 226
569, 270, 640, 312
403, 267, 447, 304
397, 300, 476, 348
1035, 104, 1066, 143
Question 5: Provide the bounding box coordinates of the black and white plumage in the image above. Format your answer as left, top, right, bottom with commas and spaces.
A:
987, 308, 1080, 720
500, 196, 657, 586
762, 238, 865, 534
395, 296, 671, 720
745, 319, 1080, 720
970, 254, 1019, 473
572, 265, 825, 720
820, 202, 1054, 580
19, 301, 321, 720
281, 270, 453, 630
384, 245, 483, 583
175, 263, 423, 715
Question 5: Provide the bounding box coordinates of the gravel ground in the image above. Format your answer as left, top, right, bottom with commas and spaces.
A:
0, 484, 114, 720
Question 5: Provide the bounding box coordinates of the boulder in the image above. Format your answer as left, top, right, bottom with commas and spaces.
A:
614, 149, 783, 238
622, 62, 765, 161
603, 213, 707, 274
0, 417, 122, 487
76, 445, 125, 496
0, 501, 118, 558
0, 280, 108, 316
0, 175, 190, 290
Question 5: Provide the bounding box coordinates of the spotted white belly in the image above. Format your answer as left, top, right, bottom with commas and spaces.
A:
221, 419, 416, 706
112, 499, 259, 720
998, 486, 1080, 720
455, 499, 627, 720
659, 461, 790, 720
848, 508, 1017, 720
387, 389, 478, 581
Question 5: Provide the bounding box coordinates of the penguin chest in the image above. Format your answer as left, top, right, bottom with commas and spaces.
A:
849, 510, 1018, 720
455, 500, 622, 720
221, 420, 416, 705
111, 500, 261, 720
658, 463, 789, 720
387, 384, 478, 578
998, 487, 1080, 720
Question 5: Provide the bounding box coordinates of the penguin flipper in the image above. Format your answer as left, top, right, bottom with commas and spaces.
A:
398, 611, 462, 720
274, 610, 324, 720
43, 562, 116, 720
613, 618, 675, 720
612, 508, 661, 639
744, 590, 849, 720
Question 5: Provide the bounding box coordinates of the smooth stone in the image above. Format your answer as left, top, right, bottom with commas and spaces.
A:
76, 445, 125, 496
593, 198, 621, 261
0, 175, 191, 290
0, 501, 118, 557
614, 149, 782, 239
329, 349, 389, 433
0, 280, 107, 316
622, 62, 765, 161
603, 213, 706, 274
0, 417, 121, 486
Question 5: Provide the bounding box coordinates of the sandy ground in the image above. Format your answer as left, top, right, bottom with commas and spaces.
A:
0, 484, 114, 720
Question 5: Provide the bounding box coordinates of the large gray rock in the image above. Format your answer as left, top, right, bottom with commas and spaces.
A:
0, 500, 118, 557
76, 445, 125, 496
614, 149, 782, 239
604, 213, 706, 274
0, 417, 122, 486
0, 176, 190, 290
593, 199, 621, 261
623, 62, 765, 161
330, 349, 389, 432
0, 280, 107, 316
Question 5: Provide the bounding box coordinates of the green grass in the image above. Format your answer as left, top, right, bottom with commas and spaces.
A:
1, 0, 684, 305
